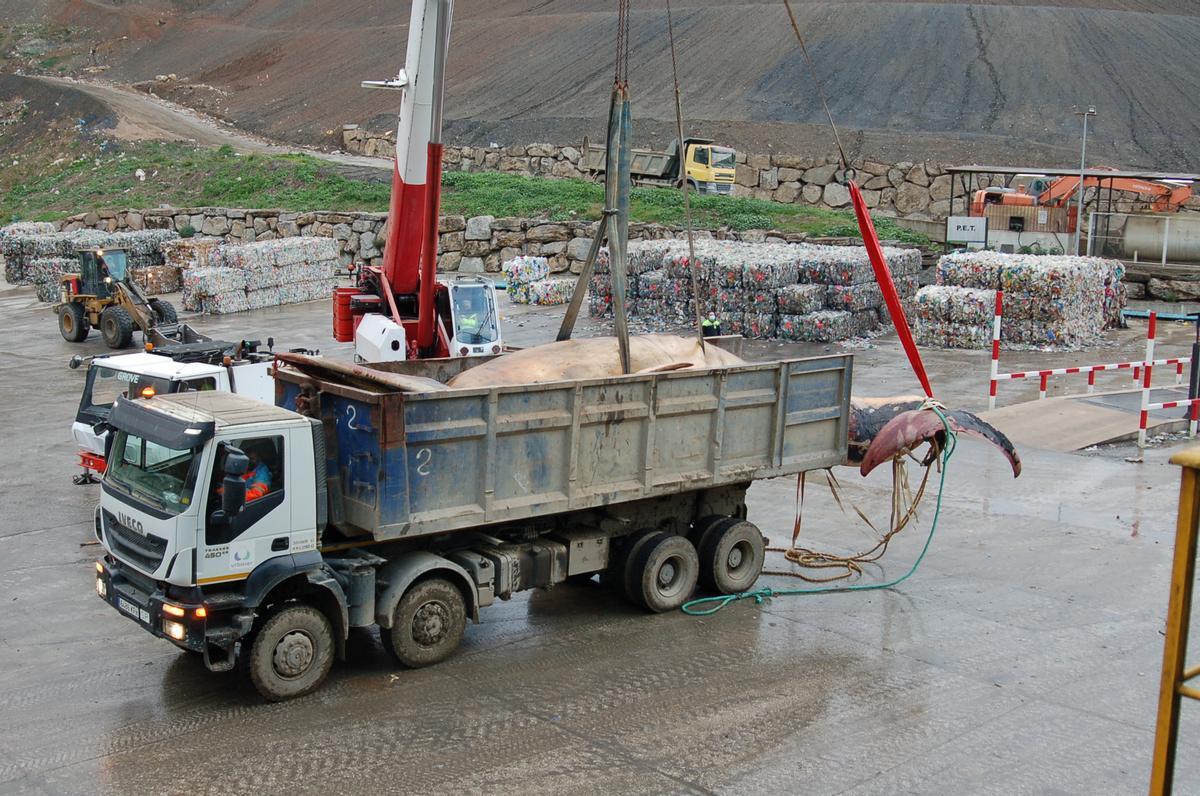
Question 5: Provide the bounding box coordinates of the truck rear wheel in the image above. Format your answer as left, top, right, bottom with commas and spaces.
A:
100, 305, 134, 348
698, 519, 765, 595
626, 533, 699, 613
245, 604, 335, 702
58, 303, 88, 342
382, 577, 466, 668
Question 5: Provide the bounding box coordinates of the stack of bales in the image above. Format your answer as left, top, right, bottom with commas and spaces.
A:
913, 251, 1126, 349
505, 256, 575, 305
587, 239, 921, 342
0, 225, 179, 300
182, 238, 339, 314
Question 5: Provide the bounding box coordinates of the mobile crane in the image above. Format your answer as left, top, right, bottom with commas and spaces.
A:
332, 1, 502, 362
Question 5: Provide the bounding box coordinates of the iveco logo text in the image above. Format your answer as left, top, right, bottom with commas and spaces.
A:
118, 512, 144, 535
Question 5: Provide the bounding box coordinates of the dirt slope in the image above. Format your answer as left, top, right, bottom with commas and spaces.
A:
6, 1, 1200, 169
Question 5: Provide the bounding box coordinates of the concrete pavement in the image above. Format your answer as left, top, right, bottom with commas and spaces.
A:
2, 279, 1199, 793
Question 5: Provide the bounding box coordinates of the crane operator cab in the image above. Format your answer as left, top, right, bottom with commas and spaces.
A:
448, 276, 502, 357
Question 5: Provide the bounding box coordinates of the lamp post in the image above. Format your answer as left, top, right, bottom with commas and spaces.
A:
1073, 106, 1096, 255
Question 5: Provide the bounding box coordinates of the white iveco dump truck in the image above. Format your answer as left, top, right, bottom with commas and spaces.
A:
93, 348, 852, 700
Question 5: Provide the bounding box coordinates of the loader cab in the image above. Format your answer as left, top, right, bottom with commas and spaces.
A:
78, 248, 129, 299
448, 276, 502, 357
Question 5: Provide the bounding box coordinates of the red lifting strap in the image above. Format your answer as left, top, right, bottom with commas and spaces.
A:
848, 180, 933, 398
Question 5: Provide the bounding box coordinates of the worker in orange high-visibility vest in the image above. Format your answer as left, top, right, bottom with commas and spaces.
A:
240, 446, 272, 502
217, 443, 273, 502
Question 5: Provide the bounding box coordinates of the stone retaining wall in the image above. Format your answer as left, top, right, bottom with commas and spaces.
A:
341, 126, 1200, 221
55, 206, 818, 276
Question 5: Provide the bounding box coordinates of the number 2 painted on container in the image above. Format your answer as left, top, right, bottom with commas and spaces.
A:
415, 448, 433, 476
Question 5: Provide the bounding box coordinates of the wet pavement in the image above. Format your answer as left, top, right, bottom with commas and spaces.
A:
3, 280, 1200, 794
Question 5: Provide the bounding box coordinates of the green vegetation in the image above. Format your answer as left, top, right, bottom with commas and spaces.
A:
3, 140, 929, 244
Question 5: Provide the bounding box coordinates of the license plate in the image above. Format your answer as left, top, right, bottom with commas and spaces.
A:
118, 596, 150, 624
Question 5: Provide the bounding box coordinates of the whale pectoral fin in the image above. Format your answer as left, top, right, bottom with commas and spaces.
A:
859, 408, 1022, 478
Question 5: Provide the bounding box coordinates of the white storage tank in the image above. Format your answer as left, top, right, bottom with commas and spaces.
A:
1122, 214, 1200, 263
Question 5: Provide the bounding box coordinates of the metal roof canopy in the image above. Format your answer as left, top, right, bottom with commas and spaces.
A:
947, 165, 1200, 182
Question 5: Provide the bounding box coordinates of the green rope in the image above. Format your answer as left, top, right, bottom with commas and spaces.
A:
681, 406, 958, 616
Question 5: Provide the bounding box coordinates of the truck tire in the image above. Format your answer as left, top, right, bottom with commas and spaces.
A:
150, 298, 178, 324
100, 305, 134, 349
59, 303, 89, 342
626, 533, 699, 613
605, 528, 658, 594
382, 577, 466, 668
245, 604, 335, 702
698, 519, 765, 595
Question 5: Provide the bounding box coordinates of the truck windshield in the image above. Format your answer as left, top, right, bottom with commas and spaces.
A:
106, 430, 199, 516
84, 366, 175, 415
711, 149, 736, 170
451, 284, 499, 344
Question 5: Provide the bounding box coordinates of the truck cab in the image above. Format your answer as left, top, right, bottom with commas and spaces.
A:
94, 394, 325, 682
72, 348, 275, 459
683, 141, 737, 195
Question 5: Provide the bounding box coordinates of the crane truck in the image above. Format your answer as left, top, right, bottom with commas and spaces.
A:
331, 1, 502, 363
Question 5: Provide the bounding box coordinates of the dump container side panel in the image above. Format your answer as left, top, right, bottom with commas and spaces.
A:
651, 371, 719, 485
574, 379, 651, 504
491, 387, 572, 518
402, 392, 488, 527
718, 367, 782, 477
779, 357, 849, 469
321, 392, 389, 532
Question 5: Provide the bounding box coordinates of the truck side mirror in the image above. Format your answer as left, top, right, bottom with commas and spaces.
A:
220, 450, 249, 517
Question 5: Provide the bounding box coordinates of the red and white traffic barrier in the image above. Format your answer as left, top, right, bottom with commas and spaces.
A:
988, 291, 1189, 410
1138, 311, 1200, 452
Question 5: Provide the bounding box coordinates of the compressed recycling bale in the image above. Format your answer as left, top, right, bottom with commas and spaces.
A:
246, 288, 282, 311
29, 257, 75, 302
1, 221, 56, 237
826, 282, 883, 312
130, 264, 182, 295
202, 291, 251, 315
776, 284, 825, 315
212, 237, 338, 271
912, 286, 996, 325
914, 318, 993, 349
504, 256, 550, 287
781, 310, 854, 342
161, 238, 223, 271
745, 284, 777, 313
743, 312, 777, 339
797, 246, 877, 285
743, 260, 799, 289
509, 277, 575, 306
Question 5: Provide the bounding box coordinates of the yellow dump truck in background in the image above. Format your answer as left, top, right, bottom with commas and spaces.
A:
581, 136, 737, 195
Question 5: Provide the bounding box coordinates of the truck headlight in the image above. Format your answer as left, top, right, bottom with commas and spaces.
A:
163, 620, 186, 641
95, 577, 106, 597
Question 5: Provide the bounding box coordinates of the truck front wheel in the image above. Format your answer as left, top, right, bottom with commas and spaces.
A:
382, 578, 466, 668
245, 604, 335, 702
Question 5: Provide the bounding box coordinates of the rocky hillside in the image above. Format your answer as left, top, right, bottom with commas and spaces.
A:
5, 0, 1199, 169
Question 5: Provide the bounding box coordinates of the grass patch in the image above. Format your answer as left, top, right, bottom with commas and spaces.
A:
3, 140, 928, 244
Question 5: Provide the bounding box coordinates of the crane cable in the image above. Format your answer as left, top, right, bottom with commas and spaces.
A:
664, 0, 706, 347
781, 0, 849, 172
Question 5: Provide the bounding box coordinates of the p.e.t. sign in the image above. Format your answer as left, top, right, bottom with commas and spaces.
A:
946, 216, 987, 245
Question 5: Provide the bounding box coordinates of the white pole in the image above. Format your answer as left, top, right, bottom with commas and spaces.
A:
1073, 107, 1094, 255
1086, 211, 1096, 256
